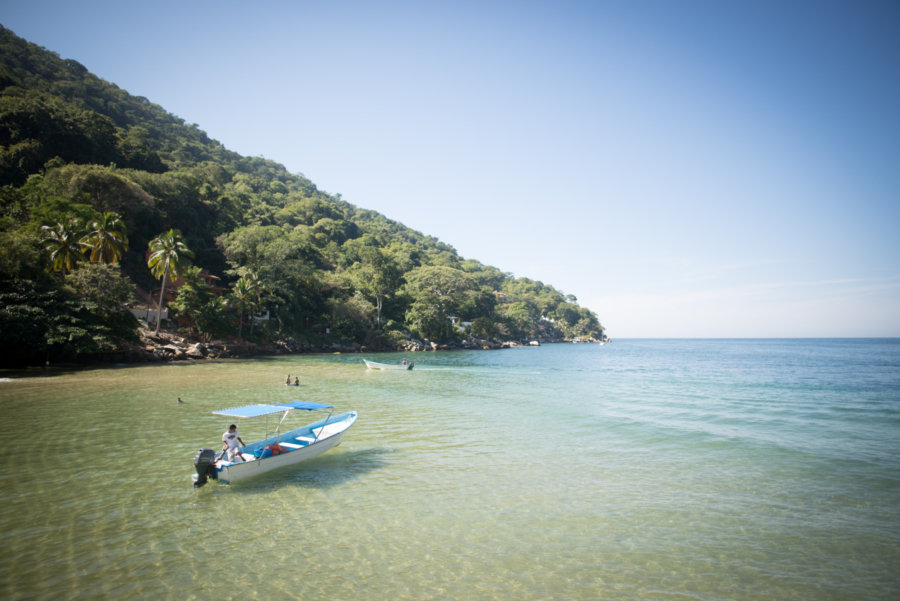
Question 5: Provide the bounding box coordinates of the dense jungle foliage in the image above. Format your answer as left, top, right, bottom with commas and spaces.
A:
0, 25, 603, 366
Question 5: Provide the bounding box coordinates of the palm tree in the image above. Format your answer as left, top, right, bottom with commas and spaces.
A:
81, 212, 129, 264
147, 230, 194, 335
229, 276, 256, 340
41, 219, 86, 277
246, 271, 271, 336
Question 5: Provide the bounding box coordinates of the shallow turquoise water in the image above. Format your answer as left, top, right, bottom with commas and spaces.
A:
1, 340, 898, 600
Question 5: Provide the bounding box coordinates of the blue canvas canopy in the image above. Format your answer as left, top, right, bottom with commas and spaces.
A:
212, 404, 293, 419
277, 401, 333, 411
213, 401, 333, 418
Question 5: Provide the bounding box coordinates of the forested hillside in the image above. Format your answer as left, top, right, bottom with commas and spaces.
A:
0, 25, 603, 366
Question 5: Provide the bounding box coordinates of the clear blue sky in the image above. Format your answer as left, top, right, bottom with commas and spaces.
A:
3, 0, 898, 336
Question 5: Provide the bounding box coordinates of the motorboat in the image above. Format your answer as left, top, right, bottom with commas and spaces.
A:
364, 359, 414, 370
192, 400, 357, 486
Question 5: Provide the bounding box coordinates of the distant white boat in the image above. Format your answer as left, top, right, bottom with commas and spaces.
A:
364, 359, 414, 370
192, 401, 357, 486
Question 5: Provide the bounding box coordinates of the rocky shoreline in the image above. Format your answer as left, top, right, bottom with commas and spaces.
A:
94, 329, 607, 365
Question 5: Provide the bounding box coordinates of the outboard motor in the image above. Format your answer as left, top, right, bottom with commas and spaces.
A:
193, 448, 218, 488
407, 362, 414, 371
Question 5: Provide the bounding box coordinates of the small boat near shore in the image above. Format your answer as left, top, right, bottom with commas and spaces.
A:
192, 400, 357, 486
364, 359, 414, 370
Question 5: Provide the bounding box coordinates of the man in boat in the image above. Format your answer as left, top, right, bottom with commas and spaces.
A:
222, 424, 245, 462
402, 359, 407, 366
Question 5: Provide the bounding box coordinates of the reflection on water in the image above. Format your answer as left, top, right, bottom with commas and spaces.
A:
1, 341, 899, 600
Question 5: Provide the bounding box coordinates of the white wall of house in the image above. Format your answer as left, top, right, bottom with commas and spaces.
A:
448, 316, 473, 330
130, 308, 168, 325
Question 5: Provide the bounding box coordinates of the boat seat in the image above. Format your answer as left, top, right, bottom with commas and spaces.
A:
220, 453, 255, 466
278, 442, 303, 450
313, 425, 342, 438
295, 436, 315, 444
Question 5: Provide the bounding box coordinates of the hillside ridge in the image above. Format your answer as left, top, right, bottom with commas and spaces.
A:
0, 25, 603, 366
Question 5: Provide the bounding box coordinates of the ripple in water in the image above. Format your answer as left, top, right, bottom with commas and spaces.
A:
0, 339, 898, 600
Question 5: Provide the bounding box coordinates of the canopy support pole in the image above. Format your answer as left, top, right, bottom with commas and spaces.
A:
272, 410, 290, 446
313, 409, 334, 443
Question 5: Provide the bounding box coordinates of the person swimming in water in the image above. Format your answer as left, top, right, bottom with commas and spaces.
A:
285, 375, 291, 385
294, 377, 299, 386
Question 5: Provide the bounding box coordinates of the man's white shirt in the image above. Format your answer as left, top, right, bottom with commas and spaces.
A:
222, 430, 240, 449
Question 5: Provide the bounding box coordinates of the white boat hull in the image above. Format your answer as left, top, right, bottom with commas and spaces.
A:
218, 431, 346, 483
215, 411, 357, 484
364, 359, 409, 370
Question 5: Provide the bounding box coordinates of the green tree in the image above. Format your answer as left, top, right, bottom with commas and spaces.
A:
80, 211, 129, 264
63, 164, 154, 216
456, 287, 499, 322
0, 275, 139, 367
193, 296, 235, 342
40, 218, 85, 276
219, 225, 321, 334
217, 225, 285, 274
471, 316, 497, 339
551, 303, 601, 338
118, 126, 167, 173
326, 293, 375, 339
505, 300, 539, 338
167, 265, 208, 336
460, 259, 511, 290
0, 229, 45, 280
245, 270, 271, 336
147, 229, 193, 335
403, 266, 479, 340
169, 267, 234, 340
350, 247, 400, 329
65, 262, 135, 310
229, 276, 255, 340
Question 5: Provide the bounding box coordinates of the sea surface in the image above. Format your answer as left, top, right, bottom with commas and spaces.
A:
0, 339, 898, 600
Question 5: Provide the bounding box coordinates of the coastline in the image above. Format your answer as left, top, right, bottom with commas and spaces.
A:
9, 329, 607, 371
